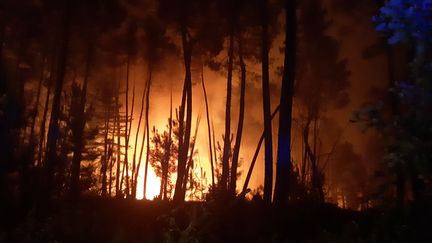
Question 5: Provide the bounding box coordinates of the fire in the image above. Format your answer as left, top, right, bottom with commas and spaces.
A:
135, 164, 161, 200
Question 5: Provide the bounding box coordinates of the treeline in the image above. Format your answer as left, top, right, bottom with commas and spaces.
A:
1, 0, 375, 209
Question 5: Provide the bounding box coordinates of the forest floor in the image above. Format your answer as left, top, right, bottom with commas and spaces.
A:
1, 197, 432, 243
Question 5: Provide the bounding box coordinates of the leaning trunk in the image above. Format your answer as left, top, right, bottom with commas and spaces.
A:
201, 70, 215, 188
242, 105, 280, 196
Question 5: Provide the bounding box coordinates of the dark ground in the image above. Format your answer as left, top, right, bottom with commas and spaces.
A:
1, 197, 432, 243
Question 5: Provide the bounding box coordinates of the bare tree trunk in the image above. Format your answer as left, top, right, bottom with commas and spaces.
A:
115, 80, 122, 197
143, 74, 152, 199
108, 132, 114, 197
131, 76, 147, 198
260, 0, 274, 204
274, 0, 297, 205
29, 55, 46, 156
161, 90, 173, 200
221, 30, 235, 191
174, 23, 193, 203
182, 114, 201, 199
44, 1, 71, 197
135, 71, 151, 197
37, 83, 52, 167
230, 31, 246, 195
101, 105, 110, 196
123, 58, 131, 197
242, 105, 280, 196
211, 121, 217, 179
126, 83, 135, 197
201, 70, 215, 188
70, 42, 93, 199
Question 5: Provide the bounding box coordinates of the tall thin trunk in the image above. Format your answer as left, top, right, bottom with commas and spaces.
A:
45, 1, 71, 197
221, 29, 235, 191
201, 70, 215, 188
301, 117, 311, 183
135, 71, 151, 197
101, 105, 110, 196
29, 56, 45, 153
115, 80, 122, 197
242, 105, 280, 196
109, 130, 115, 197
211, 121, 217, 180
182, 114, 201, 199
37, 50, 55, 167
274, 0, 297, 205
70, 42, 93, 199
230, 31, 246, 195
131, 75, 147, 198
161, 90, 173, 200
37, 85, 51, 166
174, 23, 193, 203
260, 0, 274, 203
143, 71, 152, 199
123, 58, 131, 197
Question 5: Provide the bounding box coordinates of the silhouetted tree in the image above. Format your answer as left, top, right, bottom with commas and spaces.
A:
274, 0, 297, 205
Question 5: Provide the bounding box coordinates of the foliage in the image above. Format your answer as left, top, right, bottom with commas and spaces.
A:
149, 119, 178, 199
356, 0, 432, 203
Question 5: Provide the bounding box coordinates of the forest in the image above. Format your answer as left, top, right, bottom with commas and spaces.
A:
0, 0, 431, 242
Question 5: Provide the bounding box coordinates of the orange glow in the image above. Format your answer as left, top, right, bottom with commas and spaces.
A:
135, 164, 161, 200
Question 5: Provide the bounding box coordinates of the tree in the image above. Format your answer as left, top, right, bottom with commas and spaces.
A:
274, 0, 297, 205
229, 29, 247, 195
44, 0, 72, 198
69, 42, 93, 199
259, 0, 274, 204
295, 0, 350, 201
361, 0, 432, 205
149, 119, 178, 200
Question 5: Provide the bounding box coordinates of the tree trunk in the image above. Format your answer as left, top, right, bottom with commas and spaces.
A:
37, 85, 51, 167
230, 31, 246, 195
131, 74, 147, 198
260, 0, 274, 204
135, 71, 151, 197
221, 29, 235, 191
274, 0, 297, 205
123, 58, 131, 197
101, 105, 110, 196
115, 80, 122, 197
173, 23, 193, 203
242, 105, 280, 196
44, 1, 71, 198
70, 42, 93, 199
143, 74, 152, 199
201, 70, 215, 188
29, 55, 46, 157
161, 90, 173, 200
182, 114, 201, 199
